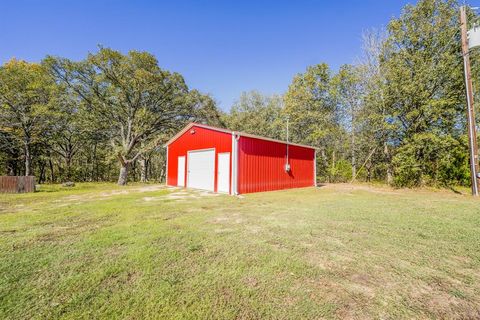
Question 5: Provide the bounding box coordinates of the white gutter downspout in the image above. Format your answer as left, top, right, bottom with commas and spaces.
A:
314, 149, 317, 187
231, 132, 240, 195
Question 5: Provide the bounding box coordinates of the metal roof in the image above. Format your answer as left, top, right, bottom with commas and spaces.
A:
164, 122, 317, 150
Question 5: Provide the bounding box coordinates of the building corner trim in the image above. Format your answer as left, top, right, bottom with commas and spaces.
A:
231, 132, 239, 195
165, 146, 169, 186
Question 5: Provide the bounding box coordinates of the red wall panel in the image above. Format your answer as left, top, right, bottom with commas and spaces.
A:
167, 125, 232, 193
237, 136, 315, 194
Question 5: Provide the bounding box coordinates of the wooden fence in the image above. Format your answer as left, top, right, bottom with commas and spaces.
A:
0, 176, 36, 193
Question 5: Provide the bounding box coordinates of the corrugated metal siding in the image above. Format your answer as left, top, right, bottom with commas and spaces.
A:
237, 136, 315, 194
0, 176, 36, 193
167, 125, 232, 193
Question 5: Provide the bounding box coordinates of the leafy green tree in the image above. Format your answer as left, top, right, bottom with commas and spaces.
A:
0, 130, 20, 175
0, 59, 53, 176
383, 0, 466, 186
358, 29, 393, 183
284, 63, 344, 181
133, 91, 222, 183
331, 64, 364, 179
48, 85, 91, 181
45, 48, 197, 185
187, 90, 225, 128
392, 133, 469, 187
226, 91, 284, 139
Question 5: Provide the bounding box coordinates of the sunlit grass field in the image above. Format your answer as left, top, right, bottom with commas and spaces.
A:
1, 183, 479, 319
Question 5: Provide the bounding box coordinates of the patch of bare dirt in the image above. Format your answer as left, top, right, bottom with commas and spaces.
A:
210, 213, 244, 224
244, 276, 259, 288
346, 273, 376, 299
99, 190, 129, 197
321, 183, 471, 198
100, 270, 140, 289
136, 185, 167, 192
214, 228, 235, 234
142, 188, 222, 202
59, 190, 129, 204
322, 183, 401, 195
53, 184, 170, 206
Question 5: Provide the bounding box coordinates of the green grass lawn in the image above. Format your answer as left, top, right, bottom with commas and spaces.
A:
1, 183, 479, 319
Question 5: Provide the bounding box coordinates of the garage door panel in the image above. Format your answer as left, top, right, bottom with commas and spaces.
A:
187, 149, 215, 191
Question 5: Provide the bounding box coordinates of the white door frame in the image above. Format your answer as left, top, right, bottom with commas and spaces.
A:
186, 148, 216, 191
217, 152, 231, 194
177, 156, 186, 187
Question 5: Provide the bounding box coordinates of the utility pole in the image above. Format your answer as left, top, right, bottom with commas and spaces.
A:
460, 5, 480, 196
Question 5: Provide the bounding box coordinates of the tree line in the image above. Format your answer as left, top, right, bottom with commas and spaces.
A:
225, 0, 477, 188
0, 0, 478, 187
0, 49, 222, 185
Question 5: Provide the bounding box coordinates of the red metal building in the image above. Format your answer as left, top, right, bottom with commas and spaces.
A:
165, 123, 316, 195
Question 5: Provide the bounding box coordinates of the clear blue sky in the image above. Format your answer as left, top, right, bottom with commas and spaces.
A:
1, 0, 413, 110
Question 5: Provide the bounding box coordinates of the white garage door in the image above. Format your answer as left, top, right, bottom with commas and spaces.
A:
187, 149, 215, 191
